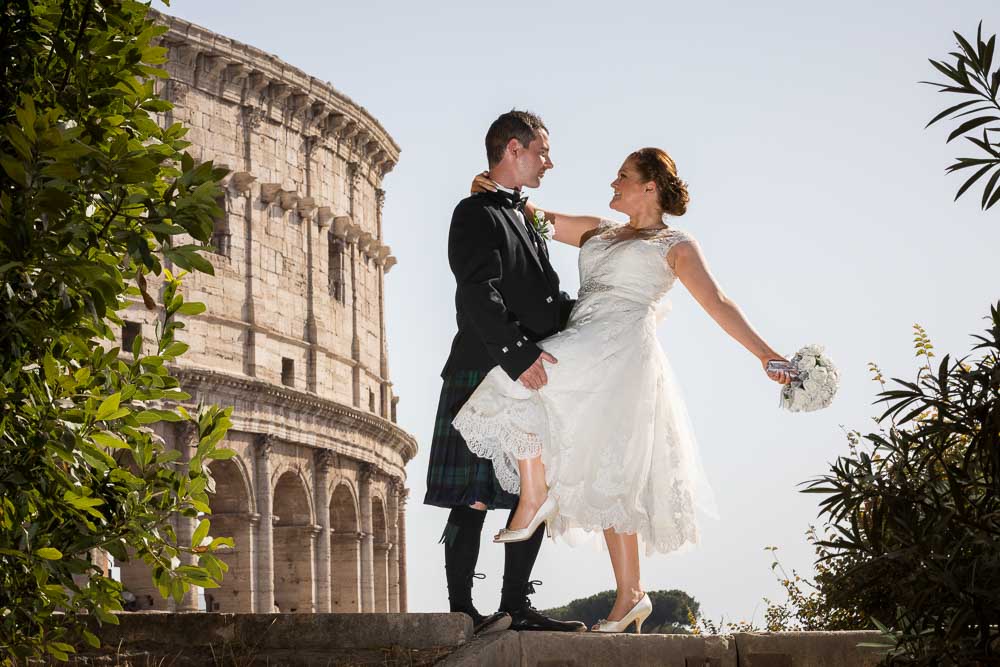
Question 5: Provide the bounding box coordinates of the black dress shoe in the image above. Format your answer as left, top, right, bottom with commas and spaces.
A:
473, 611, 512, 635
507, 604, 587, 632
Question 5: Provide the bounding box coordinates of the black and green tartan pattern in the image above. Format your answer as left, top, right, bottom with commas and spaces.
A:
423, 370, 519, 510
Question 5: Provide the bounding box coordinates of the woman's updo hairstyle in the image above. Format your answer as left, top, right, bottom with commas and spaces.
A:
629, 147, 689, 217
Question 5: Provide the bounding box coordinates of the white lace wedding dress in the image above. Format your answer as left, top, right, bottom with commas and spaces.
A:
452, 219, 716, 556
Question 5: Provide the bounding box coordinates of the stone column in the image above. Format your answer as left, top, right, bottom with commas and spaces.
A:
313, 450, 334, 613
302, 137, 319, 393
247, 513, 260, 613
374, 542, 391, 612
174, 421, 200, 611
254, 435, 275, 613
239, 106, 262, 378
398, 486, 409, 612
307, 525, 321, 613
387, 479, 402, 612
375, 188, 390, 419
358, 463, 375, 612
347, 162, 362, 409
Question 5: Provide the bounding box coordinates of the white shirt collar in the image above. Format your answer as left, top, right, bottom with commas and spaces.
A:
489, 179, 518, 196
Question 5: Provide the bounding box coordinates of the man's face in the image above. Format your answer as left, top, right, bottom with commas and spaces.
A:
512, 129, 553, 188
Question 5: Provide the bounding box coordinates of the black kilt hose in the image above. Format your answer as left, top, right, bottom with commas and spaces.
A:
425, 191, 574, 511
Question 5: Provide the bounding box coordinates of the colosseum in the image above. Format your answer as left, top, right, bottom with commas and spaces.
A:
114, 10, 417, 614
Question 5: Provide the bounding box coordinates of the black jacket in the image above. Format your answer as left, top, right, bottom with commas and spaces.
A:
442, 190, 574, 381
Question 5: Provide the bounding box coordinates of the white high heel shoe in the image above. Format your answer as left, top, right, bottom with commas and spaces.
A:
591, 593, 652, 634
493, 495, 557, 543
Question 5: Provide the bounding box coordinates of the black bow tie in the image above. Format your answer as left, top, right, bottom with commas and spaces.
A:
496, 188, 528, 211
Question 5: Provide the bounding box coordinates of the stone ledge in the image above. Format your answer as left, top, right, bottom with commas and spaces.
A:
75, 614, 890, 667
91, 612, 471, 652
439, 628, 887, 667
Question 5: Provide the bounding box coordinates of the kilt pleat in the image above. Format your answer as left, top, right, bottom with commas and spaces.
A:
423, 370, 518, 510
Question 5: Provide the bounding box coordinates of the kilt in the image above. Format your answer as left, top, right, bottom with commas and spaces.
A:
423, 369, 519, 510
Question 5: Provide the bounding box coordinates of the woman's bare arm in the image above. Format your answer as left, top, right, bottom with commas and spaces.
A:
467, 173, 603, 248
525, 201, 602, 247
670, 240, 791, 382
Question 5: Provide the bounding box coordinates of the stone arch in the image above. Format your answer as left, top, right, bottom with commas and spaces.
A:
272, 470, 315, 613
371, 494, 389, 612
330, 482, 360, 612
204, 457, 254, 612
271, 462, 315, 524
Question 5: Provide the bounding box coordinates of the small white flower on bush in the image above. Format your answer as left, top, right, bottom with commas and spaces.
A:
532, 210, 555, 242
780, 345, 839, 413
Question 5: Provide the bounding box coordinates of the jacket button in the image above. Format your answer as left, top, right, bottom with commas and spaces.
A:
546, 296, 554, 303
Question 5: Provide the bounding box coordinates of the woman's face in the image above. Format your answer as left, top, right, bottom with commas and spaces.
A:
609, 158, 655, 215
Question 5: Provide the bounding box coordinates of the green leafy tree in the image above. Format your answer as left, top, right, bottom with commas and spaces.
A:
1, 0, 234, 662
544, 589, 699, 634
924, 22, 1000, 209
803, 306, 1000, 665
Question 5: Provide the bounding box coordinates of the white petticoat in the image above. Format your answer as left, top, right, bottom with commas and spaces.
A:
452, 223, 717, 556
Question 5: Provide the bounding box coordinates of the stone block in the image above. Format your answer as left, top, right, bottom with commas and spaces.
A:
437, 629, 522, 666
733, 632, 886, 667
516, 632, 736, 667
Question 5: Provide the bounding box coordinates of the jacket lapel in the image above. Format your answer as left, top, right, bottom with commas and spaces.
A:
502, 207, 548, 278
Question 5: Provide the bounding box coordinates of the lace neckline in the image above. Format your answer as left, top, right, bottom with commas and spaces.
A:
597, 223, 677, 243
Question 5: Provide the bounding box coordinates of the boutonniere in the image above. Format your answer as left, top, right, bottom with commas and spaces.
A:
532, 210, 555, 242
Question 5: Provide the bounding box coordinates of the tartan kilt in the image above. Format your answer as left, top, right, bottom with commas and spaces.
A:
423, 369, 519, 510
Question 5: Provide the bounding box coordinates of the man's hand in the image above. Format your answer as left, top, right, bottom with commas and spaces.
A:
518, 351, 558, 390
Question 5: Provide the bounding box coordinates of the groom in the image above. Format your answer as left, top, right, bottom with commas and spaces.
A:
424, 110, 584, 634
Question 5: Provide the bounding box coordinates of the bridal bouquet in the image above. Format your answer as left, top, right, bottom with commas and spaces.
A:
779, 345, 839, 413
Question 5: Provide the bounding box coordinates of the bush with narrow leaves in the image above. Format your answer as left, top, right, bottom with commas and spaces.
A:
803, 305, 1000, 665
1, 1, 234, 662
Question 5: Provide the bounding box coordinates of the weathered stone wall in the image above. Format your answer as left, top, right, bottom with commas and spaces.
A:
114, 9, 414, 615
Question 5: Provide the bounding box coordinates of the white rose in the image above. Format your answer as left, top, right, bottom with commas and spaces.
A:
797, 355, 817, 372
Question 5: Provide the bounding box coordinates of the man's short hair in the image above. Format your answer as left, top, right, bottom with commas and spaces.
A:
485, 110, 547, 168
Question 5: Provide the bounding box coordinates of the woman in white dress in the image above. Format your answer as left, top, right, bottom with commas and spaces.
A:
452, 147, 793, 633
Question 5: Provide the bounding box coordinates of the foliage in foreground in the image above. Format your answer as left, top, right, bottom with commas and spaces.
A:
1, 0, 233, 661
803, 306, 1000, 665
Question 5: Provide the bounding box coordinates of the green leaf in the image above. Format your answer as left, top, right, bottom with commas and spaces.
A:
207, 447, 238, 460
980, 168, 1000, 208
986, 184, 1000, 210
92, 431, 128, 449
926, 99, 981, 128
15, 95, 37, 141
177, 302, 206, 316
63, 493, 105, 510
82, 630, 101, 649
95, 393, 122, 420
954, 163, 995, 200
947, 116, 1000, 143
0, 155, 28, 186
163, 341, 190, 357
191, 518, 210, 549
35, 548, 63, 560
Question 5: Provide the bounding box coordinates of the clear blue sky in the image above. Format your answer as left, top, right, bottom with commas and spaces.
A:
166, 0, 1000, 623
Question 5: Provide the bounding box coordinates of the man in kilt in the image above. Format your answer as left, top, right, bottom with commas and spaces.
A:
424, 110, 585, 634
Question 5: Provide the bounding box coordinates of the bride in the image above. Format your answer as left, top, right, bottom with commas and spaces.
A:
452, 147, 793, 633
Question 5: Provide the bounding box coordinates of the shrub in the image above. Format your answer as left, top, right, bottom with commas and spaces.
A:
804, 305, 1000, 665
1, 1, 233, 661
